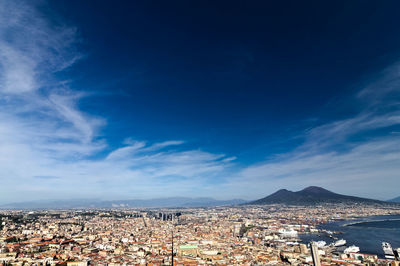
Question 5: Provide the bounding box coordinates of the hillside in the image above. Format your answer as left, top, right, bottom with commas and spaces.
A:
247, 186, 390, 205
389, 196, 400, 203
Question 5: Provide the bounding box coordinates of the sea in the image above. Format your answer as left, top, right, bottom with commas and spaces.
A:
299, 214, 400, 258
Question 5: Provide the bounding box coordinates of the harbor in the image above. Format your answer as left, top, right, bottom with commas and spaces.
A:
299, 214, 400, 258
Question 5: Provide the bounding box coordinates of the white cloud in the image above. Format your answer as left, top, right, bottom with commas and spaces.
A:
106, 141, 147, 160
145, 140, 185, 151
0, 43, 37, 93
0, 0, 79, 94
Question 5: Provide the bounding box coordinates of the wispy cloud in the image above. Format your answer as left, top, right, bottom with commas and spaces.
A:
33, 176, 60, 180
0, 0, 79, 94
0, 0, 101, 160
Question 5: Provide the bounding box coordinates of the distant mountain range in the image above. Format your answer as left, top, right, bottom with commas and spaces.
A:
389, 196, 400, 203
247, 186, 395, 205
0, 197, 247, 209
1, 187, 397, 209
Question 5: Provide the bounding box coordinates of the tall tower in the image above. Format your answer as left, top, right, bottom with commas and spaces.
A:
310, 242, 321, 266
171, 230, 174, 266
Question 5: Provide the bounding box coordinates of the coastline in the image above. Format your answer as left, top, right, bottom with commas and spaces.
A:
343, 218, 400, 227
299, 214, 400, 258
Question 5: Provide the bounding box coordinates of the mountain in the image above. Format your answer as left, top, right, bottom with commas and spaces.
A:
388, 196, 400, 203
0, 197, 247, 209
247, 186, 392, 205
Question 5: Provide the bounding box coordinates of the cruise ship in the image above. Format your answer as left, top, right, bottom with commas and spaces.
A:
382, 242, 395, 260
278, 228, 298, 238
344, 245, 360, 254
334, 239, 346, 247
315, 241, 326, 248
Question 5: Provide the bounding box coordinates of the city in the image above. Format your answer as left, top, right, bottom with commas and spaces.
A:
1, 203, 400, 265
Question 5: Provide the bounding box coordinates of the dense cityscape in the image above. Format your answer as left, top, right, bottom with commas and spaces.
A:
1, 203, 400, 265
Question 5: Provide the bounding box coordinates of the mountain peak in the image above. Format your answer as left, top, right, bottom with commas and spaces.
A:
300, 186, 333, 194
276, 189, 291, 193
389, 196, 400, 203
247, 186, 388, 205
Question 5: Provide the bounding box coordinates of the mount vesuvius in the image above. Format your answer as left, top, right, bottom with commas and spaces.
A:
247, 186, 393, 205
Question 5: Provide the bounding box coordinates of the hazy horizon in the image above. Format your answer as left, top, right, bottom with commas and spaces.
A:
1, 186, 397, 206
0, 0, 400, 203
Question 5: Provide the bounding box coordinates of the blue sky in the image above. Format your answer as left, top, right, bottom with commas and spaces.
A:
0, 0, 399, 203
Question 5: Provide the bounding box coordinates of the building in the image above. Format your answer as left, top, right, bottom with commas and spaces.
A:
310, 242, 321, 266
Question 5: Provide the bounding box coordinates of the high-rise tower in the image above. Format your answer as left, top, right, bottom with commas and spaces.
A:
310, 242, 321, 266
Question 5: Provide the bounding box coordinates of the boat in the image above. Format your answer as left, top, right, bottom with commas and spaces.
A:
278, 228, 298, 238
344, 245, 360, 254
334, 239, 346, 247
382, 242, 395, 260
315, 241, 326, 248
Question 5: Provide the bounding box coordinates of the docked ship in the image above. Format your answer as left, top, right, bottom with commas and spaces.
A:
344, 245, 360, 254
278, 228, 298, 238
343, 245, 360, 254
315, 241, 326, 248
382, 242, 395, 260
334, 239, 346, 247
